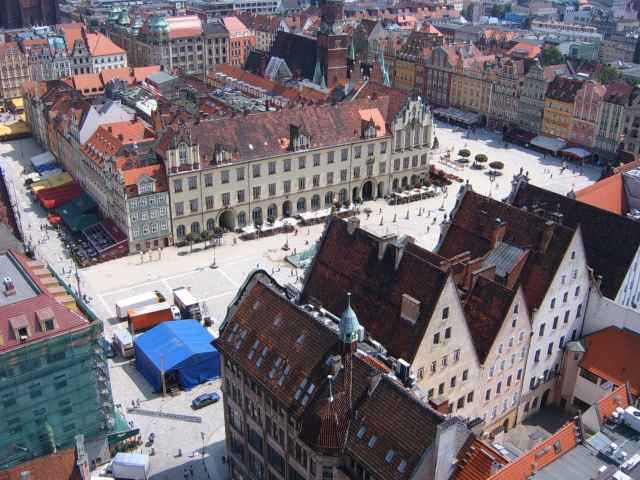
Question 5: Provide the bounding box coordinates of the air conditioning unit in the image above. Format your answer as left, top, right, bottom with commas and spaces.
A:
623, 406, 640, 433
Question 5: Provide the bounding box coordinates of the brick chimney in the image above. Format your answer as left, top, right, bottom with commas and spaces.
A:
490, 218, 507, 248
539, 221, 554, 253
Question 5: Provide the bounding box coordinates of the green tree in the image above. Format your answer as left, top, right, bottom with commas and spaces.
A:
490, 3, 511, 18
599, 65, 621, 84
462, 3, 474, 21
458, 148, 471, 158
540, 47, 563, 66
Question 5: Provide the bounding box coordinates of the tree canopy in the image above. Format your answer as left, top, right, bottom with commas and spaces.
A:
540, 47, 563, 66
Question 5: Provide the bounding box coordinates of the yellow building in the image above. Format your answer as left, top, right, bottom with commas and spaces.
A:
450, 58, 494, 117
542, 76, 583, 140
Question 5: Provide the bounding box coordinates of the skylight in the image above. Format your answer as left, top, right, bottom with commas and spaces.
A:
368, 436, 377, 448
398, 460, 407, 473
385, 450, 395, 463
357, 426, 367, 439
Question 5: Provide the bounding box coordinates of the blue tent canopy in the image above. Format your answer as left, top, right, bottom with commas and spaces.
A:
134, 320, 220, 392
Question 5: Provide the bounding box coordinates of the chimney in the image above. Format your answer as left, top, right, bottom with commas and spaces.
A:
346, 216, 360, 235
429, 397, 449, 414
539, 220, 554, 253
490, 218, 507, 248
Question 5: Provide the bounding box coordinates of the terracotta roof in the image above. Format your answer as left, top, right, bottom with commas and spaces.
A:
216, 277, 340, 411
580, 327, 640, 396
596, 383, 630, 421
454, 436, 509, 480
166, 15, 203, 39
301, 217, 449, 362
100, 67, 134, 86
223, 16, 251, 37
69, 73, 104, 94
60, 23, 84, 52
463, 276, 517, 364
133, 65, 162, 83
487, 421, 579, 480
0, 447, 81, 480
353, 81, 409, 122
122, 163, 168, 197
0, 251, 89, 354
440, 189, 574, 311
157, 98, 390, 166
421, 23, 443, 36
603, 81, 633, 105
82, 120, 154, 168
85, 33, 125, 57
507, 42, 541, 59
545, 76, 582, 103
510, 182, 640, 300
575, 173, 625, 215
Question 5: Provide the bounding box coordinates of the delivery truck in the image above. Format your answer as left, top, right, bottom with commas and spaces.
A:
172, 287, 201, 321
127, 302, 180, 333
115, 291, 164, 320
110, 452, 150, 480
112, 327, 134, 358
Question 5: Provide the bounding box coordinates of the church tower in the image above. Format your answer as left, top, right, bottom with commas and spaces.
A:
317, 0, 349, 88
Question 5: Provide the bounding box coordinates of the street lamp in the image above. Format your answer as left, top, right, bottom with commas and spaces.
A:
200, 431, 206, 463
488, 171, 497, 198
210, 236, 218, 269
438, 185, 448, 211
282, 220, 290, 251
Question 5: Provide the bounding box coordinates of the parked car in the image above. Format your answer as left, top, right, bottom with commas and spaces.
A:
191, 392, 220, 410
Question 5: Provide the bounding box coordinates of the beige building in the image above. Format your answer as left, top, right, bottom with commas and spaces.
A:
301, 216, 481, 419
449, 58, 493, 117
463, 280, 532, 435
0, 42, 29, 99
156, 96, 434, 241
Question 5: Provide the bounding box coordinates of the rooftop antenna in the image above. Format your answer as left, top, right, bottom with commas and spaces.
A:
328, 374, 334, 403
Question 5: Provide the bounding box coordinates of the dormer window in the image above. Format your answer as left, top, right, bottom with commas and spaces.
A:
362, 119, 377, 139
214, 144, 230, 164
9, 315, 29, 340
289, 124, 310, 152
178, 142, 188, 165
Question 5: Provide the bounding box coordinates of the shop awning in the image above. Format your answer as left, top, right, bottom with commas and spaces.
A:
10, 97, 24, 110
561, 147, 591, 159
530, 135, 567, 154
56, 193, 99, 232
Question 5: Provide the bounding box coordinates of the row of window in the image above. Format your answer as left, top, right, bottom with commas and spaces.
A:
131, 207, 168, 222
132, 221, 169, 238
485, 370, 522, 402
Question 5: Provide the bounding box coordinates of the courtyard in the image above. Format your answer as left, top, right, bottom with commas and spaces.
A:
0, 120, 601, 479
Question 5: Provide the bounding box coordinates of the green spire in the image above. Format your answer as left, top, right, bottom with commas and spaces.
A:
313, 56, 324, 86
380, 50, 390, 87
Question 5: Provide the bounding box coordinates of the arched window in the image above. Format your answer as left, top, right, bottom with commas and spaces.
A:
252, 207, 263, 225
178, 143, 188, 165
401, 177, 408, 188
176, 224, 186, 238
237, 211, 247, 227
414, 125, 420, 146
267, 204, 277, 221
190, 222, 200, 234
404, 128, 411, 149
392, 178, 399, 192
297, 197, 306, 212
338, 189, 347, 204
311, 194, 320, 210
207, 218, 215, 231
324, 191, 334, 206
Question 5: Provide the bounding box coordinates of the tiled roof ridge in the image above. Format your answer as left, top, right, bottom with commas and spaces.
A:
487, 419, 580, 480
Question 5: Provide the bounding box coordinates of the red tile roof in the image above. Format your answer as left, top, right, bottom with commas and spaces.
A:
596, 383, 631, 421
166, 15, 203, 39
69, 73, 104, 94
223, 16, 251, 37
507, 42, 541, 59
440, 189, 574, 311
454, 436, 509, 480
133, 65, 162, 83
157, 98, 390, 165
575, 173, 625, 215
85, 33, 125, 57
546, 76, 583, 103
100, 67, 136, 86
302, 217, 449, 362
487, 421, 579, 480
510, 182, 640, 301
580, 327, 640, 397
60, 23, 84, 52
122, 163, 168, 197
0, 251, 89, 354
0, 447, 81, 480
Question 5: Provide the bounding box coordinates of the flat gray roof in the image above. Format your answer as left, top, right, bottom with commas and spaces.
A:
0, 252, 39, 306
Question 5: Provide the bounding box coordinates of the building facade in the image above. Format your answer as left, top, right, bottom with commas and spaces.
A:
223, 16, 255, 68
449, 58, 493, 118
517, 60, 546, 134
0, 250, 114, 469
488, 57, 524, 130
157, 96, 434, 241
570, 80, 605, 148
0, 42, 30, 100
594, 82, 632, 160
542, 76, 583, 140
